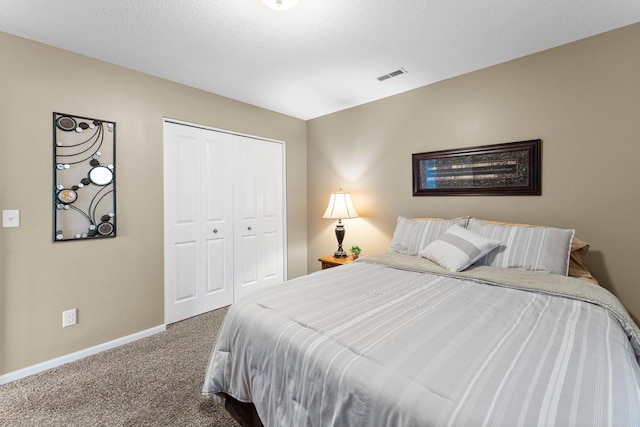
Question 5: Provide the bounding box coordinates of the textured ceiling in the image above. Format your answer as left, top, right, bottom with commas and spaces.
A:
1, 0, 639, 120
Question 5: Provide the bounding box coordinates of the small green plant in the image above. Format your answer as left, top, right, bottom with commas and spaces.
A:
349, 245, 362, 256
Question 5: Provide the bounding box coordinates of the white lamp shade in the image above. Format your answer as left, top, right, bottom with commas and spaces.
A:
262, 0, 299, 11
323, 191, 359, 220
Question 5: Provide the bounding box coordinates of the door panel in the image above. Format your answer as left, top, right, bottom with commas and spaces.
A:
205, 238, 227, 293
233, 135, 284, 300
204, 139, 229, 222
175, 242, 197, 301
238, 233, 258, 285
238, 148, 258, 221
262, 148, 279, 218
176, 136, 198, 224
200, 134, 234, 310
164, 122, 234, 324
263, 231, 279, 280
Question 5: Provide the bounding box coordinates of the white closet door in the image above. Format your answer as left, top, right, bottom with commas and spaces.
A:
233, 135, 285, 300
164, 122, 234, 324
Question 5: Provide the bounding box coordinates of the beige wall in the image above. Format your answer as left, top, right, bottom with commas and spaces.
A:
307, 24, 640, 322
0, 32, 307, 375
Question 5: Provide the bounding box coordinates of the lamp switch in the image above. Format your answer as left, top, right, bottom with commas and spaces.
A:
2, 210, 20, 228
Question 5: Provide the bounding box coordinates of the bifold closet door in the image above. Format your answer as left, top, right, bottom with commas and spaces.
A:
164, 122, 234, 324
232, 135, 284, 301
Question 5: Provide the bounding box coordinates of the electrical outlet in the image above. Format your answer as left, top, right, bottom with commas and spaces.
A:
62, 308, 77, 327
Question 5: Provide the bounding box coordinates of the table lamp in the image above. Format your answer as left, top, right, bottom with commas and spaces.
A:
322, 189, 359, 258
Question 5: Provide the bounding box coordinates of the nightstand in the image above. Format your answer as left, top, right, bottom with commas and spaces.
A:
318, 254, 355, 269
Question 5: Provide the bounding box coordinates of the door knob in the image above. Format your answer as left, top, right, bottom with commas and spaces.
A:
248, 226, 252, 231
213, 229, 218, 233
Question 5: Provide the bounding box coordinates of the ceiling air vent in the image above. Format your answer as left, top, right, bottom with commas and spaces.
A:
377, 68, 407, 82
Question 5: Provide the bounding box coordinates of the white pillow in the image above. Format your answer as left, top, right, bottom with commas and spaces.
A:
389, 216, 468, 256
467, 219, 575, 275
419, 224, 502, 272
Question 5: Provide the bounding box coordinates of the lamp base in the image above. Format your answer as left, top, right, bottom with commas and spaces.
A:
333, 247, 347, 258
333, 220, 347, 258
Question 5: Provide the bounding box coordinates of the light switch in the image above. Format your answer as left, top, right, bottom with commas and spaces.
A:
2, 210, 20, 228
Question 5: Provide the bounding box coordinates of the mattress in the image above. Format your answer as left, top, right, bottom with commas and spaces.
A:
202, 252, 640, 426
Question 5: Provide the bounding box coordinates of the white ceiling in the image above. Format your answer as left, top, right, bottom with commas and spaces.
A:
1, 0, 639, 120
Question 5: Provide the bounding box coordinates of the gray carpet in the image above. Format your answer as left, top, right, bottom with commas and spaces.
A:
0, 307, 240, 426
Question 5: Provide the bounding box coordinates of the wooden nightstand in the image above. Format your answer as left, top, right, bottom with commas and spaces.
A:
318, 254, 355, 269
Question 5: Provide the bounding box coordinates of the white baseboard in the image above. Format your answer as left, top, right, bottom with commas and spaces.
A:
0, 324, 166, 386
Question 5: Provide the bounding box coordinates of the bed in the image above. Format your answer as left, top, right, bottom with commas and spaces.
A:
202, 217, 640, 426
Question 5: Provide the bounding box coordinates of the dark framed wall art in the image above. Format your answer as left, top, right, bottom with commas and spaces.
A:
412, 139, 541, 196
53, 112, 116, 241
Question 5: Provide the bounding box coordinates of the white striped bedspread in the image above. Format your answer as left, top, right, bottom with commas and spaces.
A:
202, 253, 640, 427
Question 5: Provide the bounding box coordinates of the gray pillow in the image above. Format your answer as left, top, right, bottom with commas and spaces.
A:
467, 218, 575, 275
389, 216, 468, 256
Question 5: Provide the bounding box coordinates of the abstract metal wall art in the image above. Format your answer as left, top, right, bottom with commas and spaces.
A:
53, 112, 116, 241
